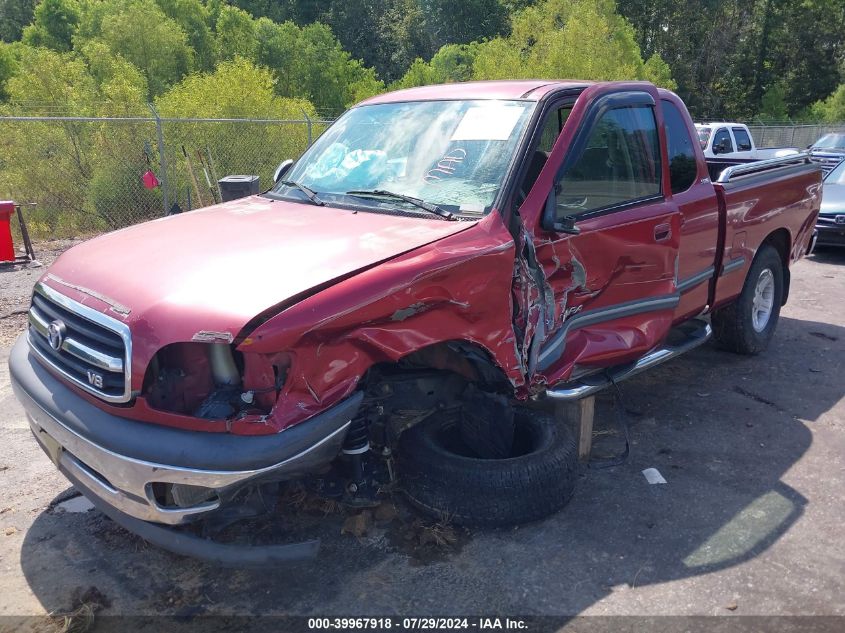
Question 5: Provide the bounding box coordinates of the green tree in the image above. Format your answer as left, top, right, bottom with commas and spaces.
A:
472, 0, 674, 87
21, 0, 80, 51
254, 17, 301, 95
293, 22, 383, 115
421, 0, 509, 51
155, 0, 217, 71
811, 84, 845, 122
92, 0, 194, 97
0, 45, 151, 235
392, 43, 480, 89
215, 5, 257, 61
0, 0, 36, 42
155, 57, 318, 196
0, 42, 17, 101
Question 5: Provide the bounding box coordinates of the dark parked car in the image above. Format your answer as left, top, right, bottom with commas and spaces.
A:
809, 132, 845, 173
815, 159, 845, 247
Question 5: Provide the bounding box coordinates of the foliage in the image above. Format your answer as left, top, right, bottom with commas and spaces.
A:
21, 0, 80, 52
811, 84, 845, 123
215, 4, 256, 61
89, 0, 194, 98
0, 45, 150, 235
155, 0, 217, 71
0, 0, 36, 42
392, 43, 481, 89
616, 0, 845, 120
154, 57, 318, 204
396, 0, 676, 90
758, 82, 790, 122
0, 42, 17, 101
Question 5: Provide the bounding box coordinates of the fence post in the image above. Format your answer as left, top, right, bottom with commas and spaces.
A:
147, 103, 171, 216
301, 109, 313, 147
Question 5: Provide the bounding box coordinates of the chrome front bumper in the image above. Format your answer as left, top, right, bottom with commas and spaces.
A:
27, 401, 350, 525
9, 335, 360, 526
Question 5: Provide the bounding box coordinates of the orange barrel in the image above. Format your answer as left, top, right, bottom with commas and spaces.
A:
0, 201, 15, 262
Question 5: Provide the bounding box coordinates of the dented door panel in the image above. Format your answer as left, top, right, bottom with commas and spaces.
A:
512, 83, 682, 389
530, 206, 681, 387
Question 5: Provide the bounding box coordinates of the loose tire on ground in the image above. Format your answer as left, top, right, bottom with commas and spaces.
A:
711, 244, 784, 355
397, 407, 579, 527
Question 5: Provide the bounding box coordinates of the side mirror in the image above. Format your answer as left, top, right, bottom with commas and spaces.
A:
273, 159, 293, 184
540, 188, 580, 235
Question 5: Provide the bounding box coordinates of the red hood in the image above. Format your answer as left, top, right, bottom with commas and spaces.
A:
43, 196, 475, 350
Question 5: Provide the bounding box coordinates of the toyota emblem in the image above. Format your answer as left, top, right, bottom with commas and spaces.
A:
47, 320, 66, 351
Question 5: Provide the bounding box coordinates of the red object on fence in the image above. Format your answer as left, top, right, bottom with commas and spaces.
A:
142, 170, 160, 189
0, 201, 16, 262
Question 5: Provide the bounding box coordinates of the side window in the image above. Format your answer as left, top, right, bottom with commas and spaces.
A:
538, 106, 573, 153
732, 127, 753, 151
555, 105, 661, 217
713, 128, 734, 153
520, 106, 572, 196
662, 100, 698, 194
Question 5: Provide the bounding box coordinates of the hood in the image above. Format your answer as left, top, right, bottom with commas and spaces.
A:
820, 183, 845, 216
44, 196, 475, 347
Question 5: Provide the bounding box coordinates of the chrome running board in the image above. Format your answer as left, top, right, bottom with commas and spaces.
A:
545, 319, 712, 402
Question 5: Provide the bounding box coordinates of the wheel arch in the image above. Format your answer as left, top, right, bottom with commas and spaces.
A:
760, 228, 791, 305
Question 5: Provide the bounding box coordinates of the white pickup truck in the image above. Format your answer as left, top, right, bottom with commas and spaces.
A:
696, 122, 799, 160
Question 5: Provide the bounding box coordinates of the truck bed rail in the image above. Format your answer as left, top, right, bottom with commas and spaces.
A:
714, 152, 813, 184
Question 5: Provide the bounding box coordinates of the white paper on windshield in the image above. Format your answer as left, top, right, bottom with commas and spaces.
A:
451, 106, 523, 141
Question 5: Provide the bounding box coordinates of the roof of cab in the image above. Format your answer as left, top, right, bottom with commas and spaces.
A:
358, 80, 593, 106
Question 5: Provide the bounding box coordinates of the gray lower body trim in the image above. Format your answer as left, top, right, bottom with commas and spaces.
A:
537, 293, 681, 371
721, 256, 747, 276
677, 266, 715, 293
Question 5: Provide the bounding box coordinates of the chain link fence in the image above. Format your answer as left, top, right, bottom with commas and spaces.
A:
0, 113, 333, 241
2, 115, 842, 243
744, 123, 844, 149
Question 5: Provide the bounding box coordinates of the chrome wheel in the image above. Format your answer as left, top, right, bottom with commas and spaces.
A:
751, 269, 775, 332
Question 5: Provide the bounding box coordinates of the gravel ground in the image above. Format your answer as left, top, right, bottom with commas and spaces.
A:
0, 240, 82, 346
0, 242, 843, 630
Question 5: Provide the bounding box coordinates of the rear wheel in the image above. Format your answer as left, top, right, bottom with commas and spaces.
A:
397, 407, 579, 527
711, 245, 784, 355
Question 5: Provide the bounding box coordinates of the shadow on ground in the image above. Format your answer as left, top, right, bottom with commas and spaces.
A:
17, 313, 844, 620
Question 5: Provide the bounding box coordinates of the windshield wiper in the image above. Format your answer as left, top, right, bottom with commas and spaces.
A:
279, 180, 325, 206
345, 189, 455, 220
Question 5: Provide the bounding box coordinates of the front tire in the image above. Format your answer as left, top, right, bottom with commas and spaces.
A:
711, 245, 784, 355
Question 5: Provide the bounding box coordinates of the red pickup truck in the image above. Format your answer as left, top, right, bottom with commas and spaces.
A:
9, 80, 821, 564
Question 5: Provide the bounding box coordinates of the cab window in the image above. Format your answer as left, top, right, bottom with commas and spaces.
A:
662, 100, 698, 194
554, 105, 661, 217
732, 127, 753, 152
712, 128, 734, 154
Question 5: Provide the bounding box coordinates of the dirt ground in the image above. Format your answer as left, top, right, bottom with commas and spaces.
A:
0, 242, 843, 629
0, 240, 82, 346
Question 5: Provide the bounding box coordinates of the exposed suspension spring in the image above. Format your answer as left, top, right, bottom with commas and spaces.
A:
342, 416, 370, 487
342, 416, 370, 455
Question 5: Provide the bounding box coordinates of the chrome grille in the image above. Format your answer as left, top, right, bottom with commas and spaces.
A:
27, 282, 132, 403
810, 153, 843, 175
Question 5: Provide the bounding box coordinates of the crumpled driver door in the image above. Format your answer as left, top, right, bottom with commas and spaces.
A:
513, 83, 681, 390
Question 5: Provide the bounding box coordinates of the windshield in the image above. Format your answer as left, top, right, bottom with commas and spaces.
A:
270, 100, 535, 216
696, 126, 711, 150
813, 133, 845, 150
825, 160, 845, 184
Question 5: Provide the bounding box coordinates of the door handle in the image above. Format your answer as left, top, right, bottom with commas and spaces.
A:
654, 223, 672, 242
